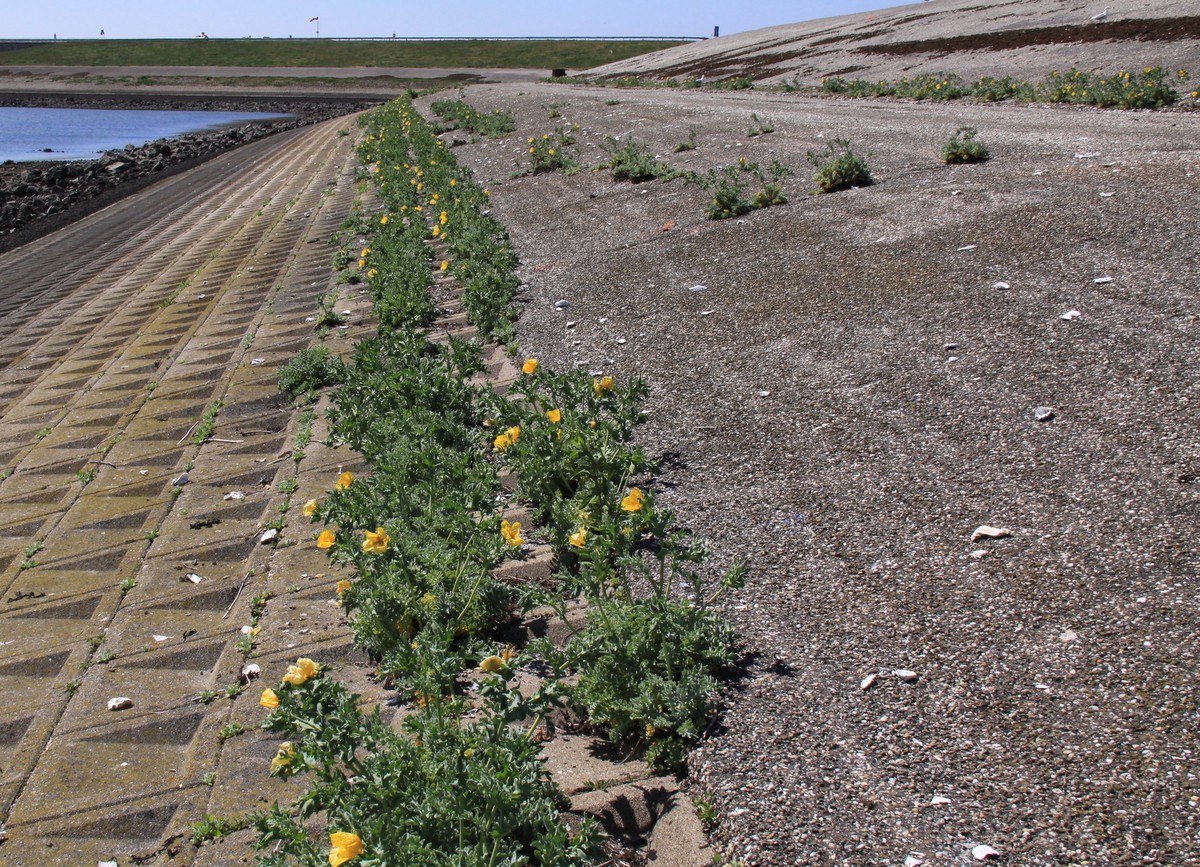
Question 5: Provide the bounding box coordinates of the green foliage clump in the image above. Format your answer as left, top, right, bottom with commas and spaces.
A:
430, 98, 516, 137
940, 127, 991, 164
708, 76, 754, 91
822, 66, 1191, 109
493, 367, 747, 771
599, 135, 684, 182
255, 668, 602, 866
524, 126, 580, 175
278, 346, 346, 403
689, 158, 791, 219
745, 113, 774, 137
807, 138, 872, 194
673, 129, 698, 153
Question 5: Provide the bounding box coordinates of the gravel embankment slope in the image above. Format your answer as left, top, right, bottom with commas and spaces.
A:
433, 82, 1200, 865
587, 0, 1200, 84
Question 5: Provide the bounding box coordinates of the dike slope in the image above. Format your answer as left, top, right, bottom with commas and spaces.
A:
438, 79, 1200, 865
586, 0, 1200, 84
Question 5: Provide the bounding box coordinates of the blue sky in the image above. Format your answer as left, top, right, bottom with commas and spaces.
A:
5, 1, 899, 40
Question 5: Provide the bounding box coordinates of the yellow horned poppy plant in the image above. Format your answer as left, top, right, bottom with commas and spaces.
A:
271, 741, 296, 772
316, 530, 336, 549
363, 527, 390, 554
328, 831, 365, 866
336, 579, 352, 595
282, 657, 320, 685
500, 520, 525, 547
259, 688, 280, 709
545, 408, 561, 423
593, 375, 615, 395
569, 527, 588, 549
336, 472, 353, 490
621, 488, 645, 512
479, 655, 505, 673
522, 358, 539, 375
303, 499, 319, 517
494, 425, 521, 451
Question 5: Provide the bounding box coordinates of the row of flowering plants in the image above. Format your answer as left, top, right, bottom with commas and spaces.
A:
256, 95, 741, 864
821, 66, 1194, 109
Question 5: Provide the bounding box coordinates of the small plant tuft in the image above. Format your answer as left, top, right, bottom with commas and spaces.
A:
940, 127, 991, 164
807, 138, 873, 194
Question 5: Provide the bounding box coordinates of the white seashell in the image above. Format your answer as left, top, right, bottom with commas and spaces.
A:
972, 844, 1001, 860
107, 697, 134, 711
860, 673, 878, 690
992, 281, 1010, 290
972, 525, 1012, 541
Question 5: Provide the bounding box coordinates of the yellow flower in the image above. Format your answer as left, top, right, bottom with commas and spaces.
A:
545, 408, 561, 423
484, 189, 491, 197
363, 527, 390, 554
303, 499, 319, 517
548, 148, 556, 156
500, 519, 525, 547
260, 688, 280, 709
569, 527, 588, 549
356, 258, 366, 269
449, 178, 457, 187
270, 741, 295, 772
440, 260, 450, 271
336, 578, 352, 595
282, 657, 320, 685
328, 831, 365, 866
439, 211, 449, 225
593, 375, 615, 395
379, 215, 389, 225
431, 225, 441, 237
494, 425, 521, 451
479, 655, 505, 673
621, 487, 645, 513
316, 530, 336, 549
336, 472, 353, 490
522, 358, 539, 375
360, 248, 370, 257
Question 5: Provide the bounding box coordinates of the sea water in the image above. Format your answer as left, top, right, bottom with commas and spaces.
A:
0, 106, 290, 163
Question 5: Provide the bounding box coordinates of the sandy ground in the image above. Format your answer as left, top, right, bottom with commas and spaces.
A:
431, 80, 1200, 865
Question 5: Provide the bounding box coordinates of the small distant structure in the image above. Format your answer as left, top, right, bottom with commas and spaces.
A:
1090, 6, 1109, 23
195, 31, 209, 39
713, 25, 720, 37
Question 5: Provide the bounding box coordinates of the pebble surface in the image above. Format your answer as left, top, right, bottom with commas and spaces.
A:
438, 82, 1200, 865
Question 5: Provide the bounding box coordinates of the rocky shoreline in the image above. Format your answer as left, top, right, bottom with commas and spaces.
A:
0, 93, 385, 252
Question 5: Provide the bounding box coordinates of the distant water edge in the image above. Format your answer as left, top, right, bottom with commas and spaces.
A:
0, 106, 290, 163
